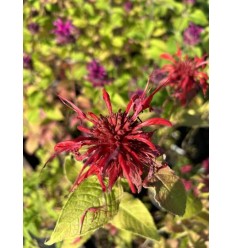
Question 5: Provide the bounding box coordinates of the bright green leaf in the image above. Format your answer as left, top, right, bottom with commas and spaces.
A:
45, 107, 63, 121
45, 178, 123, 245
111, 192, 159, 241
189, 9, 208, 25
181, 193, 202, 219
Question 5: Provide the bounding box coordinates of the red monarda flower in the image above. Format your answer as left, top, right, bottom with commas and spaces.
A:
46, 83, 172, 193
160, 48, 208, 105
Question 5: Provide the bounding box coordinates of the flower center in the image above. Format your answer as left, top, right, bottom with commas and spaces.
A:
92, 112, 137, 147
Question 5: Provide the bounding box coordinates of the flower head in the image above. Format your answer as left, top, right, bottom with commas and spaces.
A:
53, 18, 77, 45
23, 53, 33, 70
183, 22, 203, 45
160, 48, 208, 105
86, 60, 111, 87
46, 82, 172, 193
27, 22, 40, 34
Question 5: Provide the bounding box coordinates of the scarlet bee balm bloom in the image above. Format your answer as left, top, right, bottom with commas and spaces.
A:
46, 84, 172, 194
160, 49, 208, 105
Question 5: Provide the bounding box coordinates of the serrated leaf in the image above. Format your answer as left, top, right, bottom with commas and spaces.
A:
45, 178, 123, 245
111, 192, 159, 241
146, 167, 186, 216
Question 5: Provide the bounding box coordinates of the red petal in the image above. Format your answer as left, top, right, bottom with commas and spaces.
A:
102, 89, 113, 115
136, 79, 169, 113
77, 126, 92, 134
87, 112, 99, 123
134, 118, 172, 130
118, 153, 136, 193
176, 47, 182, 58
125, 94, 139, 114
160, 53, 175, 63
58, 95, 86, 119
125, 134, 157, 151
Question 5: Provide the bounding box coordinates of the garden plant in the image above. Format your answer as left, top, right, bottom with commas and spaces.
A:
23, 0, 209, 247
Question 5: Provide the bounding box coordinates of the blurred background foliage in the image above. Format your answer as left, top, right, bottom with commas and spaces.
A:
23, 0, 209, 247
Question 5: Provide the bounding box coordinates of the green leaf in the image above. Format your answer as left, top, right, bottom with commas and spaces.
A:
111, 192, 159, 241
144, 39, 167, 59
146, 167, 186, 216
45, 178, 123, 245
44, 107, 64, 121
112, 37, 124, 48
63, 156, 83, 184
61, 231, 93, 248
181, 193, 202, 219
189, 9, 208, 25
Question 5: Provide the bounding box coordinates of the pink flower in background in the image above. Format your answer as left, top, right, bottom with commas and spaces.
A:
182, 179, 192, 191
160, 48, 208, 105
53, 18, 77, 45
180, 164, 192, 174
86, 60, 111, 87
46, 82, 172, 193
183, 22, 203, 45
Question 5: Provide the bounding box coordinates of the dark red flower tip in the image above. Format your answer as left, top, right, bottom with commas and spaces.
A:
160, 48, 208, 105
46, 82, 171, 193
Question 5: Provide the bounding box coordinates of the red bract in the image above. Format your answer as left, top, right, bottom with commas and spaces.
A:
160, 48, 208, 105
46, 83, 172, 193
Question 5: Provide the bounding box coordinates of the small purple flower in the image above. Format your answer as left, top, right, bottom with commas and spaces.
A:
53, 18, 77, 45
86, 60, 111, 87
27, 22, 40, 34
23, 53, 33, 70
183, 22, 203, 45
124, 1, 133, 12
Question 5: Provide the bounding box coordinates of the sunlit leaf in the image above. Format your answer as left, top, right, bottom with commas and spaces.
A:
180, 193, 202, 219
45, 178, 123, 245
111, 192, 160, 241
